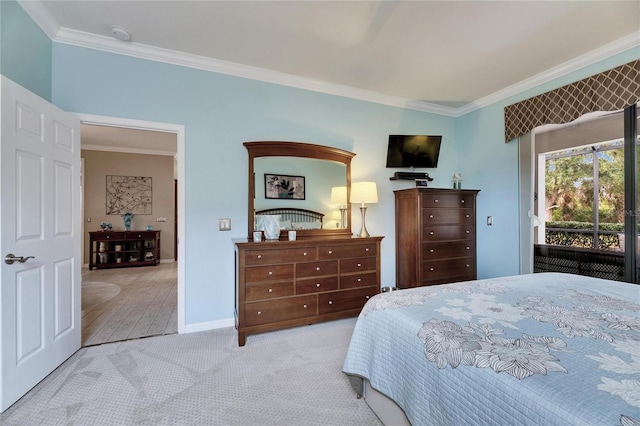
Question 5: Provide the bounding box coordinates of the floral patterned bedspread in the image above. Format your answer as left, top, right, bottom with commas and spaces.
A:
342, 273, 640, 426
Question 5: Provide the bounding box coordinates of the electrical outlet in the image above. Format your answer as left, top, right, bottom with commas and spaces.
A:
219, 218, 231, 231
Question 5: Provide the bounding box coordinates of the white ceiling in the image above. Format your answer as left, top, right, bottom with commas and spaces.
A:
21, 0, 640, 115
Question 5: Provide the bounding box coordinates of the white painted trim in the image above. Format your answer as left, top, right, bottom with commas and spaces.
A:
185, 318, 235, 334
81, 144, 176, 157
75, 113, 187, 335
20, 0, 640, 117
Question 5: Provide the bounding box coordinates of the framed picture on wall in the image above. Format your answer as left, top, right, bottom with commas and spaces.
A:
264, 173, 305, 200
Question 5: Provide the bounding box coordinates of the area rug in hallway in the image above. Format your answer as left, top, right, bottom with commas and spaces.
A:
0, 318, 382, 425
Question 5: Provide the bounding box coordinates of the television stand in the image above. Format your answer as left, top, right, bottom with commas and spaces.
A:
389, 171, 434, 181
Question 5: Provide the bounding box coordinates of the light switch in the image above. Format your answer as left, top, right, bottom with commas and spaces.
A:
219, 218, 231, 231
487, 216, 493, 226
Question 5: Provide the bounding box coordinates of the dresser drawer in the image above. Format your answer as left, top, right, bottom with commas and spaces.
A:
296, 276, 339, 294
422, 257, 475, 280
340, 272, 378, 289
422, 208, 474, 226
125, 231, 156, 240
421, 193, 475, 208
340, 257, 377, 274
244, 247, 316, 266
422, 241, 475, 260
244, 296, 317, 326
246, 281, 294, 302
296, 260, 339, 278
318, 287, 377, 315
423, 225, 474, 242
318, 243, 378, 260
245, 264, 294, 284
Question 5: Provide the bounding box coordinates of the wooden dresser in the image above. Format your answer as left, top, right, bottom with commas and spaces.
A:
234, 237, 383, 346
395, 188, 479, 288
88, 230, 160, 270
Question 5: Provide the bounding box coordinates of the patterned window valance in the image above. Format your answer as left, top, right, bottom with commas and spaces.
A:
504, 60, 640, 142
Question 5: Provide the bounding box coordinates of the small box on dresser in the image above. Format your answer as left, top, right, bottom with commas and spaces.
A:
234, 237, 383, 346
394, 188, 479, 288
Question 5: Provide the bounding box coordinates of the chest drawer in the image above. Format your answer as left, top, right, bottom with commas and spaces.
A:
341, 272, 378, 289
318, 243, 378, 260
296, 260, 338, 278
340, 257, 377, 274
296, 276, 339, 294
422, 241, 475, 260
421, 193, 475, 208
318, 287, 377, 315
245, 247, 316, 266
422, 257, 475, 280
246, 281, 294, 302
245, 264, 294, 284
423, 225, 474, 242
244, 296, 317, 326
92, 232, 125, 241
422, 208, 474, 226
126, 231, 156, 240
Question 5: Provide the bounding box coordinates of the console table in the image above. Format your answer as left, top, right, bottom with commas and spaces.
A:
88, 231, 160, 270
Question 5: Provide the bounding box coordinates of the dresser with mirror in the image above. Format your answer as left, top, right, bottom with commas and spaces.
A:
234, 141, 383, 346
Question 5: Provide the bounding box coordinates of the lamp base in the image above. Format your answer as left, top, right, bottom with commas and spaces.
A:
357, 206, 370, 238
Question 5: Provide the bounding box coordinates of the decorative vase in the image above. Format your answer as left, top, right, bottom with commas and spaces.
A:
258, 215, 281, 240
122, 212, 134, 231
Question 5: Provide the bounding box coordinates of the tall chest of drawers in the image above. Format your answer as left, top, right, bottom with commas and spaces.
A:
234, 237, 383, 346
394, 188, 479, 288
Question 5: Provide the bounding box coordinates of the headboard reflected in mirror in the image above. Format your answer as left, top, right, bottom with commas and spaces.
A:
245, 141, 355, 240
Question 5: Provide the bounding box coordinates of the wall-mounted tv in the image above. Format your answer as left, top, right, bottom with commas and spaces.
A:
386, 135, 442, 168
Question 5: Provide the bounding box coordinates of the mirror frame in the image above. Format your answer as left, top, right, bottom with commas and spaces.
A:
244, 141, 355, 240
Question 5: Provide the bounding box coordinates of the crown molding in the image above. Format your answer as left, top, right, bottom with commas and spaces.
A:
81, 144, 176, 157
19, 0, 639, 119
456, 31, 640, 117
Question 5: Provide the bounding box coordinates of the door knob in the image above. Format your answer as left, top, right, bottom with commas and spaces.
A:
4, 254, 35, 265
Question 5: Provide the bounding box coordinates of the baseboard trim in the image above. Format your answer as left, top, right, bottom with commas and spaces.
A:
185, 318, 235, 333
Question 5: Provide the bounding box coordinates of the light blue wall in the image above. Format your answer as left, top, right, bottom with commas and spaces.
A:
457, 48, 640, 279
0, 0, 52, 100
51, 44, 457, 326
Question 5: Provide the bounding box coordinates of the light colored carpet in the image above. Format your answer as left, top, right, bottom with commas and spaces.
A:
0, 318, 382, 426
81, 281, 121, 311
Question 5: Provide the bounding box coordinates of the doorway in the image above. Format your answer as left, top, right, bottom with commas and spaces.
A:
77, 114, 186, 345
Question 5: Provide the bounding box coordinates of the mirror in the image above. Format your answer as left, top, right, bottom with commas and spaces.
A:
245, 141, 354, 240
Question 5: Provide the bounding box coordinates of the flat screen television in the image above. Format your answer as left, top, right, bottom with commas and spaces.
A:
386, 135, 442, 168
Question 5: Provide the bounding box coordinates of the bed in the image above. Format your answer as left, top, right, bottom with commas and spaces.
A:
255, 207, 324, 230
343, 272, 640, 426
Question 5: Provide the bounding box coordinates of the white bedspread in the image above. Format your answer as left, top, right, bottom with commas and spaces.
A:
343, 273, 640, 426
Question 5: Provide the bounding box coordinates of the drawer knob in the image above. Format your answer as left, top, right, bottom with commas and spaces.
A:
430, 267, 435, 271
328, 301, 333, 305
466, 230, 470, 234
303, 304, 308, 308
268, 288, 273, 293
357, 263, 362, 267
466, 264, 470, 268
257, 255, 262, 259
304, 252, 308, 256
434, 199, 439, 203
365, 295, 370, 299
365, 248, 370, 252
106, 236, 110, 239
316, 283, 321, 287
328, 250, 333, 254
461, 200, 465, 204
137, 234, 142, 238
466, 214, 470, 218
429, 231, 434, 235
268, 271, 273, 275
357, 278, 362, 282
466, 246, 470, 250
257, 311, 262, 315
430, 249, 434, 253
429, 215, 434, 218
316, 267, 321, 271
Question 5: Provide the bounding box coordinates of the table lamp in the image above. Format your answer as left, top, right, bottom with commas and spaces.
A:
350, 182, 378, 238
330, 186, 347, 228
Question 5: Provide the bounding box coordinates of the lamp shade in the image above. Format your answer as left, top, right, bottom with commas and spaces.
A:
350, 182, 378, 204
330, 186, 347, 205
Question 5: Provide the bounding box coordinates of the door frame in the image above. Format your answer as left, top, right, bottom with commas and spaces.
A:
76, 113, 186, 334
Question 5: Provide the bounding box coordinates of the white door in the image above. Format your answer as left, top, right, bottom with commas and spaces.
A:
0, 76, 81, 412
